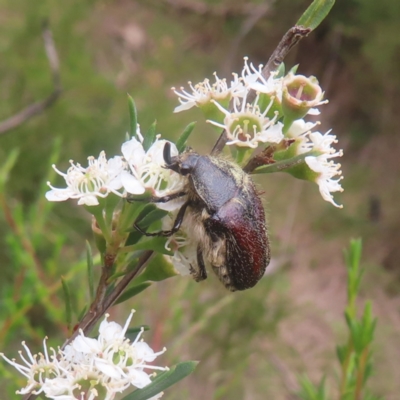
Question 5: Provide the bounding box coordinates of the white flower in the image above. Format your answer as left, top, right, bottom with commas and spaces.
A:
0, 338, 64, 395
302, 130, 343, 208
46, 152, 126, 206
172, 72, 246, 113
207, 93, 284, 148
1, 311, 168, 399
121, 135, 186, 210
285, 118, 319, 139
162, 214, 198, 277
305, 155, 344, 208
241, 57, 283, 99
241, 58, 327, 117
283, 123, 344, 207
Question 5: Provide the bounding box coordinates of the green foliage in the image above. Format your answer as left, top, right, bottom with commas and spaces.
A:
298, 375, 328, 400
115, 282, 153, 305
1, 0, 396, 398
297, 239, 379, 400
128, 94, 138, 139
61, 276, 72, 330
297, 0, 335, 30
143, 121, 158, 151
122, 361, 199, 400
176, 122, 197, 153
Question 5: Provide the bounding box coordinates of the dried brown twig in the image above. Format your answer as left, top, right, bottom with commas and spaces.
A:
0, 20, 62, 136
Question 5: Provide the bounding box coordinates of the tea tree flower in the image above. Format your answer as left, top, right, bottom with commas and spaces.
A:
0, 338, 63, 396
121, 136, 185, 210
207, 94, 284, 148
173, 72, 245, 113
241, 57, 283, 99
282, 73, 326, 119
304, 130, 344, 208
283, 126, 343, 207
305, 155, 343, 207
1, 311, 168, 399
46, 152, 126, 206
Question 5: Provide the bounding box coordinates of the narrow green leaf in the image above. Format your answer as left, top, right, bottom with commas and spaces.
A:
297, 0, 335, 31
0, 149, 19, 188
289, 64, 299, 75
133, 207, 169, 230
126, 325, 150, 337
336, 345, 346, 364
61, 276, 72, 330
349, 238, 362, 271
125, 237, 173, 255
115, 282, 152, 305
78, 304, 88, 321
86, 241, 95, 302
252, 150, 318, 174
143, 121, 157, 151
317, 376, 327, 399
125, 205, 169, 245
128, 94, 138, 139
122, 361, 198, 400
176, 122, 196, 153
134, 253, 177, 283
275, 62, 286, 78
298, 374, 318, 399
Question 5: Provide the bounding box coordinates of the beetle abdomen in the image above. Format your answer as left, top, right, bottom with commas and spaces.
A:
205, 188, 270, 291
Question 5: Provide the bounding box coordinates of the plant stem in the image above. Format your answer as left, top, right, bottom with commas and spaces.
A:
354, 347, 369, 400
22, 250, 154, 400
339, 338, 354, 400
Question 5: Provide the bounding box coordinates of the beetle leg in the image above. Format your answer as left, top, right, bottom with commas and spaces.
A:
127, 191, 187, 204
133, 201, 190, 237
189, 245, 207, 282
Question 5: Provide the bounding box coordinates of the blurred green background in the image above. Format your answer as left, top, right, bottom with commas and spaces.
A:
1, 0, 400, 399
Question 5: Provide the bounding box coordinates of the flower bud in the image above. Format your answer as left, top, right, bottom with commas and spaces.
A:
282, 73, 324, 121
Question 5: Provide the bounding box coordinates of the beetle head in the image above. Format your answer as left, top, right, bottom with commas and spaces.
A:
163, 142, 199, 176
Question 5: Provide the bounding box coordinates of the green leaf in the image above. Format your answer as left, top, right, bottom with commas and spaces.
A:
297, 374, 319, 400
128, 94, 138, 139
176, 122, 196, 153
122, 361, 198, 400
115, 282, 152, 305
289, 64, 299, 75
0, 149, 19, 188
143, 121, 157, 151
132, 206, 169, 230
336, 345, 346, 365
275, 62, 286, 78
78, 304, 88, 321
61, 276, 72, 330
126, 325, 150, 337
126, 237, 173, 255
125, 205, 169, 245
135, 253, 177, 283
252, 150, 318, 175
86, 241, 95, 302
297, 0, 335, 31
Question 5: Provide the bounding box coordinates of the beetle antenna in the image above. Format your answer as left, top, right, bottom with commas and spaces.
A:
163, 142, 172, 166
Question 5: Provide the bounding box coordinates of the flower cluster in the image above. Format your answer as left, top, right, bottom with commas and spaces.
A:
1, 311, 166, 400
46, 129, 185, 210
172, 57, 343, 207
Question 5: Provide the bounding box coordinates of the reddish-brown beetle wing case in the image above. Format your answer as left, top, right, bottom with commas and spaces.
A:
204, 185, 270, 291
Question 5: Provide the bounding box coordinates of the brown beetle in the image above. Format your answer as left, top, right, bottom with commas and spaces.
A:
135, 142, 270, 291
